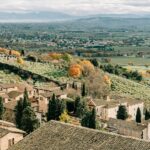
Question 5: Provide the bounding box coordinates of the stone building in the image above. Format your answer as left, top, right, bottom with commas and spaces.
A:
107, 118, 150, 141
0, 120, 25, 150
87, 96, 144, 121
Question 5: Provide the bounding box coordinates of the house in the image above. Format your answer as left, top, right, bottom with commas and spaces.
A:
87, 96, 144, 121
0, 84, 18, 93
107, 118, 150, 141
0, 93, 9, 103
3, 101, 18, 123
34, 90, 67, 114
8, 121, 150, 150
0, 120, 25, 150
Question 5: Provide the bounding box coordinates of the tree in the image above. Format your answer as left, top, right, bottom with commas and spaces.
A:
76, 100, 87, 118
0, 97, 4, 120
74, 96, 81, 114
136, 107, 142, 123
59, 110, 70, 123
47, 94, 57, 121
23, 88, 31, 110
47, 94, 65, 121
17, 57, 24, 65
117, 105, 128, 120
85, 70, 110, 98
81, 108, 97, 129
21, 50, 25, 56
89, 108, 96, 129
81, 83, 86, 97
69, 64, 81, 78
145, 109, 150, 120
15, 98, 23, 128
81, 111, 91, 128
90, 59, 99, 67
21, 106, 39, 134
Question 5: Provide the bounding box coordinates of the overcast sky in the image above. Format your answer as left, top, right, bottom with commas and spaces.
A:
0, 0, 150, 15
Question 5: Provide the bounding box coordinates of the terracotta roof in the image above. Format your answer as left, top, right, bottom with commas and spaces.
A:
0, 84, 17, 89
8, 121, 150, 150
8, 91, 22, 99
4, 101, 17, 110
89, 96, 143, 108
0, 128, 9, 138
108, 118, 147, 131
0, 120, 25, 135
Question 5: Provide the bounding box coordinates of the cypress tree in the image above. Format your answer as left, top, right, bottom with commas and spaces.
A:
76, 100, 87, 118
81, 111, 91, 128
81, 83, 86, 97
15, 98, 23, 128
117, 105, 128, 120
74, 96, 81, 114
0, 97, 4, 120
47, 94, 56, 121
21, 106, 39, 134
47, 94, 65, 121
89, 108, 96, 129
23, 88, 31, 109
136, 107, 142, 123
145, 109, 150, 120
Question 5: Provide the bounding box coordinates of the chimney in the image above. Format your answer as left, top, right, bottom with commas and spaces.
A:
103, 95, 111, 101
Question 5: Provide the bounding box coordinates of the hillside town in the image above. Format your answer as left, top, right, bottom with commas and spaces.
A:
0, 77, 149, 149
0, 1, 150, 149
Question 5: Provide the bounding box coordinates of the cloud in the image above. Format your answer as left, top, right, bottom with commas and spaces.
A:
0, 0, 150, 15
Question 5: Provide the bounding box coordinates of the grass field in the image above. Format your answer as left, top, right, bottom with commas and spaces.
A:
109, 57, 150, 66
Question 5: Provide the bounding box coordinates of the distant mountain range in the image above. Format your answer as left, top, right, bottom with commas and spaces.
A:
0, 11, 76, 22
0, 11, 150, 22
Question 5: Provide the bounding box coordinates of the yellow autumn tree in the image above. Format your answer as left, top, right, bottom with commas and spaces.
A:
49, 52, 62, 60
59, 111, 71, 123
80, 60, 95, 76
17, 57, 24, 65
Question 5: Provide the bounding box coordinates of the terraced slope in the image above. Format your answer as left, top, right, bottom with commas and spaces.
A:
110, 74, 150, 107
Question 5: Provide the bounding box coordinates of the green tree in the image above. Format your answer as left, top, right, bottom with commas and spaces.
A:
76, 100, 87, 118
136, 107, 142, 123
89, 108, 96, 129
81, 111, 91, 128
0, 97, 4, 120
81, 83, 86, 97
23, 88, 31, 109
21, 106, 39, 134
47, 94, 65, 121
15, 98, 23, 128
47, 94, 57, 121
74, 96, 81, 114
117, 105, 128, 120
81, 108, 97, 129
145, 109, 150, 120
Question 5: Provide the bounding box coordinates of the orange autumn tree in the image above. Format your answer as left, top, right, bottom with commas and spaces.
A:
0, 47, 10, 55
69, 64, 81, 78
103, 75, 111, 86
11, 50, 21, 57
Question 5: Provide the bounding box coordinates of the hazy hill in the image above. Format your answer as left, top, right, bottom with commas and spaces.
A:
0, 11, 75, 22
